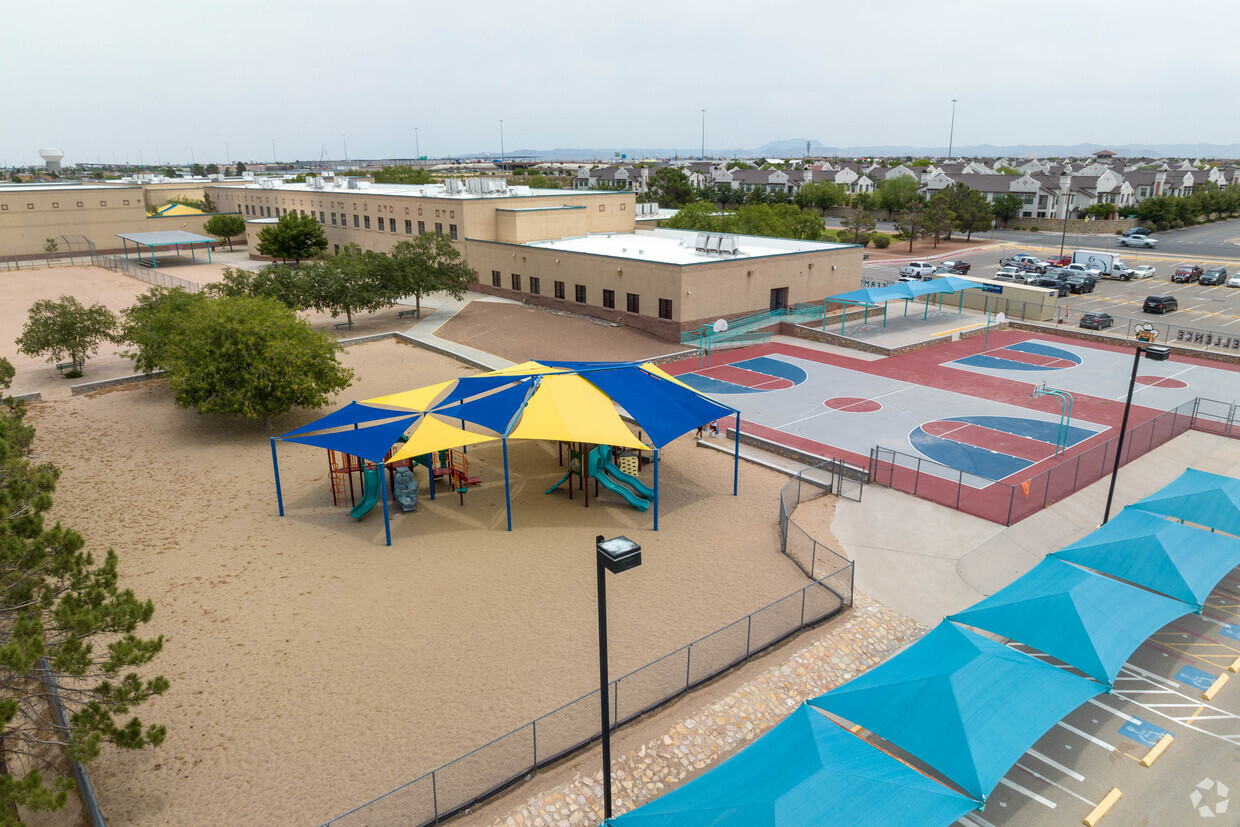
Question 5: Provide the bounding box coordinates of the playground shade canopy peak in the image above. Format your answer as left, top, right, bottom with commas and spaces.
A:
1052, 506, 1240, 610
948, 556, 1193, 687
278, 415, 419, 464
609, 704, 978, 827
1129, 467, 1240, 537
807, 620, 1103, 802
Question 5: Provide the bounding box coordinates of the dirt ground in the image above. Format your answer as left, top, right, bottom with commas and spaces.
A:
12, 308, 812, 825
435, 302, 687, 364
862, 235, 995, 260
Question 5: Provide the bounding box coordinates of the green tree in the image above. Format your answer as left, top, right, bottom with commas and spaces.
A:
875, 175, 922, 219
921, 196, 955, 247
893, 205, 925, 252
647, 167, 694, 207
990, 193, 1023, 228
663, 201, 736, 234
190, 164, 205, 177
15, 297, 118, 376
299, 245, 391, 327
387, 234, 477, 319
202, 213, 245, 251
937, 183, 993, 240
203, 266, 307, 311
0, 358, 167, 819
43, 238, 58, 256
117, 287, 206, 374
158, 296, 353, 426
839, 207, 877, 245
234, 162, 247, 175
205, 163, 219, 175
373, 166, 434, 185
994, 165, 1022, 175
255, 211, 328, 264
793, 181, 847, 211
525, 173, 562, 189
850, 191, 877, 210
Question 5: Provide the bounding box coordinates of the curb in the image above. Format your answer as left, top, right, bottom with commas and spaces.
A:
71, 371, 168, 396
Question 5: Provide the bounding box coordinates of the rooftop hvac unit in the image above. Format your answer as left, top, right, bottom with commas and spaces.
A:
347, 178, 360, 189
311, 177, 325, 189
465, 178, 483, 194
718, 236, 738, 255
444, 178, 464, 194
694, 233, 709, 252
706, 235, 722, 253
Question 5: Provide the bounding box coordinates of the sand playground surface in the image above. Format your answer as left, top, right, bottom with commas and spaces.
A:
2, 262, 838, 825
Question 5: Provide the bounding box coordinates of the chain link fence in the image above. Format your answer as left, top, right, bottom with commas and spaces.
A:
325, 478, 855, 827
93, 254, 200, 293
868, 397, 1217, 524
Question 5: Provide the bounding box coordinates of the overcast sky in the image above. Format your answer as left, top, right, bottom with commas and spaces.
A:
5, 0, 1236, 167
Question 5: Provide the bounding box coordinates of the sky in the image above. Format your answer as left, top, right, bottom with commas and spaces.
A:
5, 0, 1238, 167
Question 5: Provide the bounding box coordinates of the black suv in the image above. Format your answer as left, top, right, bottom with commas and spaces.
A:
1123, 226, 1151, 237
1143, 295, 1179, 314
1079, 311, 1114, 330
1201, 266, 1229, 286
1031, 275, 1070, 296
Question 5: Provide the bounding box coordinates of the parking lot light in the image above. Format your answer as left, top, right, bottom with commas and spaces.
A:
1103, 341, 1172, 524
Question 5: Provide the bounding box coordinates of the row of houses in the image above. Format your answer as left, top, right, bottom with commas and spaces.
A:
563, 156, 1240, 219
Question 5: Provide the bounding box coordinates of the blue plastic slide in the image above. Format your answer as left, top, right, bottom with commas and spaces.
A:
587, 447, 651, 511
351, 466, 381, 519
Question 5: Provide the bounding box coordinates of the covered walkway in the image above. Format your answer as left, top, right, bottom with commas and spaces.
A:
826, 276, 986, 333
115, 230, 214, 270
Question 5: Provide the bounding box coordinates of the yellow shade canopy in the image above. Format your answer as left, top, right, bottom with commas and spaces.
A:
386, 415, 497, 465
364, 381, 455, 412
508, 374, 648, 449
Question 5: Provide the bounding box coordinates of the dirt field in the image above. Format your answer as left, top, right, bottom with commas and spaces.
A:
7, 276, 815, 825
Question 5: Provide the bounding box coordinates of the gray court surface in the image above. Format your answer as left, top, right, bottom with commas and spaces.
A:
698, 353, 1103, 487
945, 337, 1240, 409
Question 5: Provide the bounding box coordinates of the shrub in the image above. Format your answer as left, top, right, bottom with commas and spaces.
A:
821, 229, 839, 242
1170, 220, 1185, 229
871, 233, 892, 249
1029, 225, 1040, 232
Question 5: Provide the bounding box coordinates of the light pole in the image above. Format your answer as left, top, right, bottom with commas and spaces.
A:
595, 535, 642, 821
1059, 190, 1073, 258
947, 99, 958, 159
1102, 336, 1171, 523
700, 109, 705, 160
414, 127, 419, 160
499, 120, 505, 164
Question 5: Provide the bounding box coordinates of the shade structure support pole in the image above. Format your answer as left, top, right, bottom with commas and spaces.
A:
653, 448, 660, 532
733, 415, 741, 496
503, 439, 513, 531
426, 454, 435, 500
270, 438, 284, 516
379, 468, 392, 546
1103, 345, 1143, 525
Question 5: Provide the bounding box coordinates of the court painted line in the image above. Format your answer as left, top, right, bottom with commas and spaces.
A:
1056, 722, 1117, 751
934, 323, 985, 336
1015, 763, 1096, 806
775, 384, 916, 430
1026, 749, 1085, 781
998, 777, 1056, 808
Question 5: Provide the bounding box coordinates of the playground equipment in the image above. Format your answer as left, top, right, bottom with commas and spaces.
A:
547, 444, 652, 511
393, 467, 419, 512
351, 466, 382, 519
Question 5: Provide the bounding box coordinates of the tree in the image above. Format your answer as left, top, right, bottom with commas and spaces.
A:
157, 296, 353, 426
202, 213, 245, 251
388, 234, 477, 319
991, 193, 1023, 228
202, 191, 216, 213
663, 201, 736, 234
15, 297, 117, 376
921, 196, 955, 247
190, 164, 205, 177
42, 239, 58, 256
994, 165, 1022, 175
937, 183, 992, 240
203, 265, 307, 310
117, 287, 205, 374
892, 205, 925, 252
372, 166, 434, 185
0, 358, 167, 819
850, 191, 877, 210
839, 207, 877, 245
205, 163, 219, 175
255, 211, 328, 264
875, 175, 921, 219
298, 245, 391, 327
234, 162, 247, 175
525, 173, 562, 189
646, 167, 694, 207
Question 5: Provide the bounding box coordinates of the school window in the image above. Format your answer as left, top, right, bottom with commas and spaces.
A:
511, 273, 521, 291
334, 244, 340, 254
575, 284, 586, 303
449, 224, 458, 240
331, 212, 337, 225
405, 220, 412, 234
491, 270, 501, 287
320, 211, 325, 223
626, 293, 640, 314
529, 276, 540, 295
353, 214, 359, 228
603, 289, 615, 309
435, 222, 443, 236
390, 218, 396, 232
450, 210, 455, 219
377, 217, 384, 231
659, 298, 673, 320
418, 221, 425, 234
598, 204, 604, 211
554, 280, 565, 299
99, 201, 106, 207
364, 215, 371, 229
77, 201, 83, 208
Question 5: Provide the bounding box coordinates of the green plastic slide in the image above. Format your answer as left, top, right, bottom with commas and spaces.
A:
351, 466, 381, 520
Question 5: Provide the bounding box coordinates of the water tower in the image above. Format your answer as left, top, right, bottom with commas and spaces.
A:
38, 148, 64, 173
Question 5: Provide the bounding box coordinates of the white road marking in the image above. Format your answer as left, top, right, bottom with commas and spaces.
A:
960, 813, 998, 827
1026, 749, 1086, 781
999, 777, 1057, 808
1056, 721, 1116, 751
1088, 697, 1141, 724
1015, 763, 1095, 806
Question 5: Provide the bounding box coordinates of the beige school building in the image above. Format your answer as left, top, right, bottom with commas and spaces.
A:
207, 178, 863, 341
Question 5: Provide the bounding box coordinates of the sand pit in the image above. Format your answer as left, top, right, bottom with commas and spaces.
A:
21, 335, 814, 825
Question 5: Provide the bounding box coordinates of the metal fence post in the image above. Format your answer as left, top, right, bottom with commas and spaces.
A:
532, 720, 538, 767
432, 771, 439, 824
913, 457, 922, 495
801, 587, 807, 627
746, 615, 752, 656
685, 647, 692, 691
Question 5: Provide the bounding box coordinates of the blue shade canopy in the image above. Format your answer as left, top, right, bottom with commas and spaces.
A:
278, 415, 418, 463
828, 277, 983, 307
1130, 468, 1240, 536
580, 366, 735, 448
434, 375, 530, 409
808, 621, 1102, 802
1052, 507, 1240, 610
609, 705, 978, 827
279, 401, 410, 438
948, 557, 1193, 686
431, 379, 535, 435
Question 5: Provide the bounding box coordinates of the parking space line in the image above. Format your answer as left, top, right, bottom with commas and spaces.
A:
1088, 697, 1141, 724
1015, 763, 1096, 806
1026, 748, 1085, 781
1056, 721, 1117, 751
998, 777, 1057, 808
959, 813, 997, 827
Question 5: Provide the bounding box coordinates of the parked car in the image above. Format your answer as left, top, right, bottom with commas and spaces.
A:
1079, 311, 1115, 330
932, 266, 957, 276
1117, 234, 1158, 248
1122, 226, 1152, 237
1063, 262, 1102, 278
1044, 255, 1072, 268
939, 260, 971, 274
1171, 264, 1203, 283
1031, 275, 1071, 296
1000, 254, 1048, 274
1228, 274, 1240, 288
995, 266, 1031, 282
1201, 266, 1229, 286
1065, 275, 1095, 294
1143, 294, 1179, 313
1126, 265, 1157, 280
899, 261, 936, 278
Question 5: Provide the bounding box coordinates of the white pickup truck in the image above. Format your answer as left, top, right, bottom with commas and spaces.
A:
899, 261, 936, 278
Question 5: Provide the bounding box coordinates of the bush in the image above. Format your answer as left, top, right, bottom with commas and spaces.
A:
1156, 221, 1171, 232
1029, 226, 1040, 232
1170, 220, 1185, 229
871, 233, 892, 249
820, 229, 839, 242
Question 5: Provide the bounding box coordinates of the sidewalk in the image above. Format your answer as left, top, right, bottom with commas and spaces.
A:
395, 292, 516, 372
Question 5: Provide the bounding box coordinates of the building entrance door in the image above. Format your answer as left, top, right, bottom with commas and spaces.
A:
770, 287, 788, 311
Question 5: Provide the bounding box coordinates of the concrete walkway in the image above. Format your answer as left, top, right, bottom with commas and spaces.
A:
395, 292, 518, 372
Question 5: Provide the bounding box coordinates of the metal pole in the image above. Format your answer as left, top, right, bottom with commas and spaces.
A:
270, 438, 284, 516
701, 109, 705, 159
595, 540, 613, 821
379, 467, 392, 547
503, 440, 513, 530
653, 448, 660, 531
1103, 345, 1143, 524
733, 416, 741, 496
947, 99, 958, 159
1058, 192, 1071, 259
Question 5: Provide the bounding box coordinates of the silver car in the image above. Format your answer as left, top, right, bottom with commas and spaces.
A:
1118, 234, 1158, 248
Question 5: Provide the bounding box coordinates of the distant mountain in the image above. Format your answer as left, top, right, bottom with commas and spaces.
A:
458, 140, 1240, 161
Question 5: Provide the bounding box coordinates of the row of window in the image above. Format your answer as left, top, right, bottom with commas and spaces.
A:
241, 203, 458, 239
3, 200, 128, 211
488, 271, 672, 319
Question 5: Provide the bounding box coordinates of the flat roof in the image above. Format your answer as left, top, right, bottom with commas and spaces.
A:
496, 205, 586, 212
217, 180, 626, 201
116, 230, 214, 246
523, 228, 856, 265
0, 183, 140, 192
